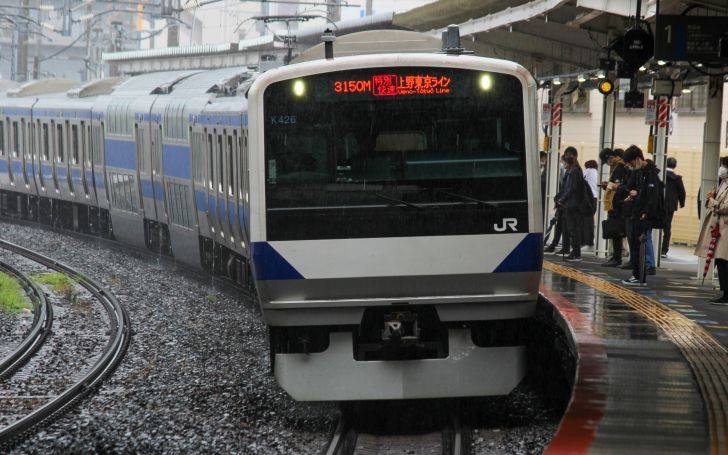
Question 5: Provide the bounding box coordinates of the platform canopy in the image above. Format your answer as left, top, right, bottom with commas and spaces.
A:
393, 0, 728, 78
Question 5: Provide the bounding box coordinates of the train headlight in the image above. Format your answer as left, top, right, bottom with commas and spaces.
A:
292, 79, 306, 97
479, 74, 493, 91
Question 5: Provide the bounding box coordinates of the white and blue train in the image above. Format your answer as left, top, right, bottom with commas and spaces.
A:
0, 50, 541, 401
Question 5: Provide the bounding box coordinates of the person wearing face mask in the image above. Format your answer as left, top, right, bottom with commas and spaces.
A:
556, 152, 584, 262
696, 157, 728, 304
599, 148, 628, 266
545, 147, 579, 254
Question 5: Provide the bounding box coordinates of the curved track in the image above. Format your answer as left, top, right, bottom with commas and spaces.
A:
0, 261, 53, 380
0, 239, 131, 448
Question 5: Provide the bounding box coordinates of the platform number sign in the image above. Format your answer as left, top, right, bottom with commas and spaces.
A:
655, 15, 728, 64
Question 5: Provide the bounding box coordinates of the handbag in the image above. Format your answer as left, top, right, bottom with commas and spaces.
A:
601, 217, 626, 239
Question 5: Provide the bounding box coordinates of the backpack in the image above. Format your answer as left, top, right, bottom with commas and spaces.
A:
579, 180, 596, 216
650, 179, 667, 229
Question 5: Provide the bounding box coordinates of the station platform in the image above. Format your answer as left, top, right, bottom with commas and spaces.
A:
540, 246, 728, 454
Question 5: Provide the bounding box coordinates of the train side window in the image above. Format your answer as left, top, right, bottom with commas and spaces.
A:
92, 123, 104, 165
12, 121, 19, 157
56, 123, 64, 163
217, 133, 223, 194
227, 134, 234, 197
83, 122, 91, 167
21, 119, 29, 158
207, 132, 214, 190
0, 120, 4, 156
71, 124, 79, 164
42, 123, 49, 161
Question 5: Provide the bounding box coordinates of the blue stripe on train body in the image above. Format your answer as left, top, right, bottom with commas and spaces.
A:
251, 233, 544, 282
493, 233, 543, 273
163, 144, 191, 179
105, 139, 136, 170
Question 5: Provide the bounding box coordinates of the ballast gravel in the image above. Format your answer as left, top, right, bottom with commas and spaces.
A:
1, 221, 560, 454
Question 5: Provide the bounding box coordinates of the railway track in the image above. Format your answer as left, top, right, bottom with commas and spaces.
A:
0, 261, 52, 379
325, 403, 470, 455
0, 239, 131, 449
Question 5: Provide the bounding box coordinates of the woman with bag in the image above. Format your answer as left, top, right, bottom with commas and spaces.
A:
695, 158, 728, 304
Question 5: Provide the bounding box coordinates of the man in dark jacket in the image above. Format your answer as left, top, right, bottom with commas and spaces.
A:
557, 153, 584, 262
662, 157, 686, 257
599, 148, 628, 267
621, 146, 664, 285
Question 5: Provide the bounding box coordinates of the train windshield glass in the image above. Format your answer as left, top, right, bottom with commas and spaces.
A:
264, 67, 528, 240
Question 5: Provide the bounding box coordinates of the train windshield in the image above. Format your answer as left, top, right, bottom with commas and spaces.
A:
263, 67, 528, 241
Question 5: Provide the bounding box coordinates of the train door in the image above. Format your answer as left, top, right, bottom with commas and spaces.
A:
91, 119, 108, 209
70, 121, 84, 200
214, 129, 227, 244
134, 121, 150, 220
9, 118, 17, 185
20, 118, 30, 189
38, 120, 49, 193
82, 120, 96, 205
151, 120, 167, 224
205, 127, 216, 238
0, 118, 5, 188
224, 130, 235, 246
236, 128, 249, 247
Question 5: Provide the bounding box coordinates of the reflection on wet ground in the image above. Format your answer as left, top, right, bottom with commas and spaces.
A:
542, 269, 708, 454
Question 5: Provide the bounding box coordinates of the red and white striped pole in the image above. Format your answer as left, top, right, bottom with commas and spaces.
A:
654, 96, 670, 268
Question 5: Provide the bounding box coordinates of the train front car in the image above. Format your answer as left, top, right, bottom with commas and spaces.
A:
248, 54, 541, 401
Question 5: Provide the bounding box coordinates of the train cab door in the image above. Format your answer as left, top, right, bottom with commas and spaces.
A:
134, 118, 152, 221
150, 119, 167, 225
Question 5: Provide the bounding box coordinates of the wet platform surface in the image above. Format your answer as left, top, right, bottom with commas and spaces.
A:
540, 250, 728, 454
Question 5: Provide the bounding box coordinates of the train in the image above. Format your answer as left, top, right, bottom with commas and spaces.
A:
0, 45, 541, 401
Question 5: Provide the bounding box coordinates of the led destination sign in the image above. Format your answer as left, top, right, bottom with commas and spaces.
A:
333, 74, 452, 96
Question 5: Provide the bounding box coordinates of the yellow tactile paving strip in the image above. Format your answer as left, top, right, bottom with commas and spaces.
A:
544, 261, 728, 455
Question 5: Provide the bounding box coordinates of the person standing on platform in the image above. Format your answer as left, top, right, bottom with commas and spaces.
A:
621, 146, 665, 285
557, 153, 584, 262
582, 160, 599, 249
600, 148, 628, 267
696, 159, 728, 304
661, 157, 686, 258
544, 147, 579, 254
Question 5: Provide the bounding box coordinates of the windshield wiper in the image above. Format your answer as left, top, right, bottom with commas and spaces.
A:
374, 192, 423, 209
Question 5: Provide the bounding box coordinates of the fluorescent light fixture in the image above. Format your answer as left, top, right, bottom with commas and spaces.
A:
552, 77, 561, 85
79, 13, 94, 22
682, 88, 692, 93
577, 74, 586, 83
657, 60, 667, 66
597, 70, 606, 79
639, 66, 647, 72
39, 4, 55, 10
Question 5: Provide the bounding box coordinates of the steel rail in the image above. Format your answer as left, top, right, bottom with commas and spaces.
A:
0, 239, 131, 448
324, 408, 470, 455
0, 261, 52, 379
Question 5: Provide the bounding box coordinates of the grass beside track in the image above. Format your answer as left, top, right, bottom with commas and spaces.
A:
0, 271, 31, 313
32, 272, 79, 304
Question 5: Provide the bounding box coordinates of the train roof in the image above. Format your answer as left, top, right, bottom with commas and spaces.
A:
0, 80, 19, 93
170, 67, 254, 96
68, 77, 127, 98
113, 70, 201, 96
7, 79, 80, 97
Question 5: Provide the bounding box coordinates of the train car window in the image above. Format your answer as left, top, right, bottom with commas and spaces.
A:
83, 123, 91, 167
0, 120, 4, 156
56, 123, 64, 163
11, 121, 19, 157
92, 124, 104, 165
42, 123, 49, 161
71, 124, 79, 164
263, 67, 528, 240
227, 134, 234, 197
21, 119, 29, 159
207, 132, 214, 190
217, 133, 224, 194
191, 131, 204, 185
